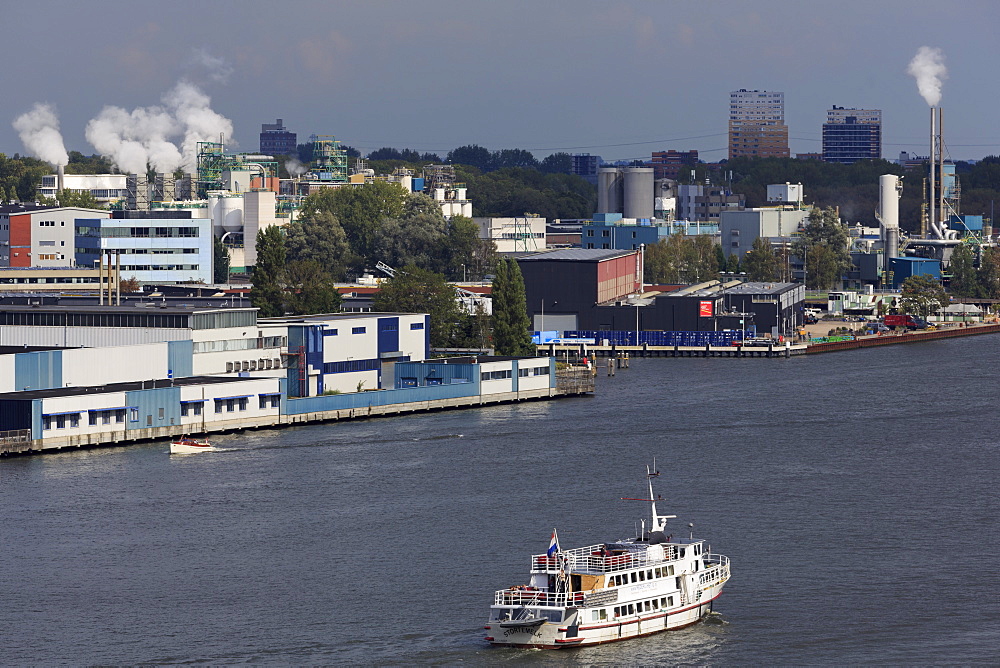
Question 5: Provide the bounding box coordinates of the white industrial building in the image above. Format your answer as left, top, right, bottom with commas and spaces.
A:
720, 208, 810, 258
38, 174, 128, 204
0, 206, 110, 268
473, 217, 547, 252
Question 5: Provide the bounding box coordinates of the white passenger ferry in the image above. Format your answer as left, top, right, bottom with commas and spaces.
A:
486, 466, 730, 648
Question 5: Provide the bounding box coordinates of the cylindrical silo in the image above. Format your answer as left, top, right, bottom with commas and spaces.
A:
597, 167, 623, 214
622, 167, 654, 220
879, 174, 900, 258
221, 195, 244, 234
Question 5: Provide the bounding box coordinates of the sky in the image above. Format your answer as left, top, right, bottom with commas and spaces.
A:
3, 0, 1000, 169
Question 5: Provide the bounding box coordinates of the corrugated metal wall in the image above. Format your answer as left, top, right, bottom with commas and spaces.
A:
0, 399, 32, 431
167, 340, 194, 378
285, 381, 479, 415
14, 350, 62, 391
125, 386, 181, 430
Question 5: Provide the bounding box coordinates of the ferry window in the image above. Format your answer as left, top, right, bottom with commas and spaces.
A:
667, 596, 674, 606
668, 565, 674, 575
645, 601, 652, 611
599, 609, 607, 620
592, 610, 601, 621
627, 604, 635, 615
652, 599, 659, 610
675, 577, 681, 589
639, 571, 645, 581
631, 572, 637, 583
679, 548, 686, 558
613, 607, 620, 618
647, 569, 653, 579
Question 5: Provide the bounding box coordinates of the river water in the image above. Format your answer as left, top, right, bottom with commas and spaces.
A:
2, 336, 998, 665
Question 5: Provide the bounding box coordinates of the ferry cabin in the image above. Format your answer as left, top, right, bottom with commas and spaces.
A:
486, 537, 730, 648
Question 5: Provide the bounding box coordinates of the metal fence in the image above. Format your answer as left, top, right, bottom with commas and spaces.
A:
0, 429, 32, 455
565, 330, 755, 347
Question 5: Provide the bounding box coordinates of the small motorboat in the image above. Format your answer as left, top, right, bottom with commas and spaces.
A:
170, 436, 215, 454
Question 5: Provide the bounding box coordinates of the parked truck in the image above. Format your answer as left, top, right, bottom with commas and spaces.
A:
883, 314, 928, 330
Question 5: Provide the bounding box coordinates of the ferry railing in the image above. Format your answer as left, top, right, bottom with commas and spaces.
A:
494, 588, 585, 607
531, 543, 678, 574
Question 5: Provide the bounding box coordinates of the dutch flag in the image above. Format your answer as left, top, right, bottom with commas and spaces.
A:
547, 528, 560, 557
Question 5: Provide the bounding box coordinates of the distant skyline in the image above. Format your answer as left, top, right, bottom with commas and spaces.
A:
3, 0, 999, 168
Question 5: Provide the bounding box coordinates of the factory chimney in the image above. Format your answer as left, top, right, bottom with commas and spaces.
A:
57, 164, 65, 194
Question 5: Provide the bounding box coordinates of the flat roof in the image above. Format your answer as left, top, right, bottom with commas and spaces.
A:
516, 248, 637, 262
0, 304, 256, 315
0, 375, 260, 402
661, 281, 799, 298
260, 312, 425, 323
0, 345, 68, 355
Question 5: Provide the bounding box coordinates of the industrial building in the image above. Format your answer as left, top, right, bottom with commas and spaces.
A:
675, 184, 745, 222
75, 210, 213, 284
822, 107, 882, 164
517, 248, 641, 331
597, 167, 655, 221
0, 266, 119, 293
571, 154, 601, 185
728, 89, 790, 159
259, 118, 297, 156
474, 217, 546, 253
0, 206, 109, 267
37, 174, 128, 204
582, 214, 718, 251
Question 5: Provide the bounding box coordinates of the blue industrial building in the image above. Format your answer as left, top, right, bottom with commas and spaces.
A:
889, 257, 941, 287
582, 214, 719, 251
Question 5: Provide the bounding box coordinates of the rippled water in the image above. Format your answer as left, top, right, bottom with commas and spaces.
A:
2, 336, 998, 664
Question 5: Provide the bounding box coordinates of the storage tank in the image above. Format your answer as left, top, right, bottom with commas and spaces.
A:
879, 174, 901, 259
622, 167, 654, 220
220, 195, 244, 234
597, 168, 623, 214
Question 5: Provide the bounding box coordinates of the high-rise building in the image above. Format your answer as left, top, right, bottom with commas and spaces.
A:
259, 119, 297, 156
728, 90, 789, 160
650, 150, 698, 180
822, 106, 881, 164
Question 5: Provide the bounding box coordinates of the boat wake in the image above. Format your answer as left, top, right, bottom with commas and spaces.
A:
411, 434, 464, 441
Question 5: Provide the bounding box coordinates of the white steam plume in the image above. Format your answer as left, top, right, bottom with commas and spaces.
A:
907, 46, 947, 107
13, 103, 69, 166
285, 158, 308, 176
85, 80, 233, 175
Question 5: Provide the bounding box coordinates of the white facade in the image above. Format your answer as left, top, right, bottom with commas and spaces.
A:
473, 217, 547, 252
720, 208, 810, 258
730, 89, 785, 123
432, 186, 472, 219
827, 107, 881, 124
766, 184, 804, 205
39, 174, 128, 203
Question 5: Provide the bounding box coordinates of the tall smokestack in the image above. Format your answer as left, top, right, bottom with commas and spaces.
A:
57, 164, 65, 194
929, 107, 936, 237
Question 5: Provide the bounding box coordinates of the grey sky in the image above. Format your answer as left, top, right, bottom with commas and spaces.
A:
4, 0, 999, 165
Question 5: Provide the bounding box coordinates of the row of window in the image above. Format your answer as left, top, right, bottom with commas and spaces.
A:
116, 264, 201, 271
517, 366, 550, 377
482, 369, 512, 381
43, 394, 281, 430
0, 277, 102, 284
76, 226, 201, 238
322, 358, 380, 374
193, 337, 286, 353
608, 564, 675, 588
603, 596, 676, 621
36, 254, 65, 260
38, 220, 64, 227
226, 358, 282, 373
0, 312, 189, 328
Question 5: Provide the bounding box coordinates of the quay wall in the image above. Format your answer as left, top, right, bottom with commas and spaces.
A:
2, 383, 592, 457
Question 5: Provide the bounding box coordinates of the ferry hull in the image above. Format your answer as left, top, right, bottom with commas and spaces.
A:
487, 588, 724, 649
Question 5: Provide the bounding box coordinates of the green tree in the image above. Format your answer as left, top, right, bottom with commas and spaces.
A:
491, 258, 534, 355
539, 152, 572, 174
372, 192, 448, 272
213, 237, 230, 284
444, 215, 495, 281
899, 274, 946, 318
284, 260, 342, 315
250, 226, 286, 317
56, 189, 103, 209
948, 244, 978, 297
794, 207, 851, 289
297, 181, 408, 269
977, 247, 1000, 298
447, 145, 493, 171
373, 266, 464, 347
644, 235, 685, 284
725, 253, 740, 273
743, 237, 780, 281
284, 210, 354, 280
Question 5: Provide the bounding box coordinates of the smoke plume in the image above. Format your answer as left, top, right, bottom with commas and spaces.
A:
907, 46, 947, 107
85, 80, 233, 175
285, 158, 308, 176
12, 103, 69, 166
